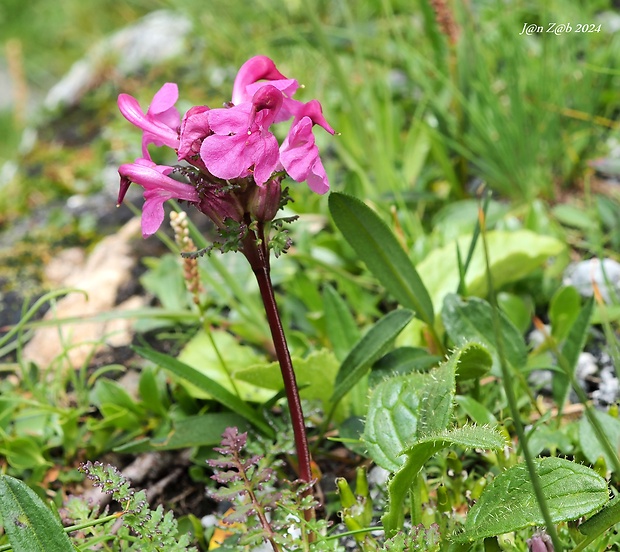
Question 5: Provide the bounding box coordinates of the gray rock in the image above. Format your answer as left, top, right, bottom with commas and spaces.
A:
563, 258, 620, 304
45, 10, 192, 110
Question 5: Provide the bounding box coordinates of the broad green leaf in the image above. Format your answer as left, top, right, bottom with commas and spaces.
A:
93, 404, 141, 431
322, 284, 360, 361
383, 426, 506, 537
331, 309, 414, 407
133, 345, 273, 437
442, 294, 527, 373
418, 230, 564, 314
458, 457, 608, 542
235, 349, 349, 421
177, 329, 273, 403
329, 192, 434, 325
0, 475, 75, 552
579, 409, 620, 467
363, 370, 432, 472
364, 343, 487, 471
592, 304, 620, 324
553, 297, 594, 410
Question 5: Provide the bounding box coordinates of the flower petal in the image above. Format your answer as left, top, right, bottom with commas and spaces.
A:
280, 117, 315, 182
306, 156, 330, 195
200, 134, 253, 180
253, 132, 280, 186
232, 55, 288, 105
118, 160, 199, 236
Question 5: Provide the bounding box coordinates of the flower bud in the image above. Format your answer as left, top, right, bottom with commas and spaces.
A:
248, 178, 282, 222
197, 188, 245, 228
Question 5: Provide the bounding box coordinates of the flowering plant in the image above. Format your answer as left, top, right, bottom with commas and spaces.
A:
117, 55, 334, 239
116, 57, 335, 519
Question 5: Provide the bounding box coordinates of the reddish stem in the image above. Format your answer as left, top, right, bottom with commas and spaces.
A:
241, 222, 314, 518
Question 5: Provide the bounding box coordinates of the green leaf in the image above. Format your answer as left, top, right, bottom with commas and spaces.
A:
236, 349, 349, 422
458, 458, 608, 542
552, 204, 598, 231
322, 283, 361, 362
177, 329, 273, 403
497, 291, 532, 334
331, 309, 414, 407
329, 192, 434, 325
138, 367, 168, 416
418, 230, 564, 314
90, 379, 145, 415
115, 413, 249, 453
0, 437, 50, 471
579, 494, 620, 538
0, 475, 75, 552
455, 396, 497, 426
579, 409, 620, 467
140, 254, 189, 311
442, 294, 527, 373
383, 425, 506, 537
133, 345, 273, 437
553, 297, 594, 410
454, 340, 494, 381
549, 286, 581, 341
369, 347, 441, 387
363, 343, 488, 471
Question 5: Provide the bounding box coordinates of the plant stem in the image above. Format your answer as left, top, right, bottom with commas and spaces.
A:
478, 207, 563, 551
241, 220, 314, 517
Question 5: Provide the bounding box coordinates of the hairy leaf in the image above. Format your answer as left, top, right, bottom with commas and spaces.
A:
0, 475, 75, 552
458, 457, 608, 541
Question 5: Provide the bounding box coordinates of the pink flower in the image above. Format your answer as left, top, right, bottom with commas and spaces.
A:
200, 85, 283, 186
178, 105, 211, 170
118, 158, 199, 237
118, 83, 180, 157
231, 56, 300, 122
232, 56, 287, 104
280, 100, 335, 194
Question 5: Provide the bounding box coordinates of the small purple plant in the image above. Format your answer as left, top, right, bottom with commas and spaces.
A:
116, 57, 334, 509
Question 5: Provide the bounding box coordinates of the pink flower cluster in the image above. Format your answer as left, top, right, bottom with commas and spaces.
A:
117, 56, 334, 237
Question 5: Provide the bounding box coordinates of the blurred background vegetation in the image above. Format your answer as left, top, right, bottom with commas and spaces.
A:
1, 0, 618, 217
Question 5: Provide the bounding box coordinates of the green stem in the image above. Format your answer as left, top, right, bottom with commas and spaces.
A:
479, 208, 563, 551
542, 321, 620, 474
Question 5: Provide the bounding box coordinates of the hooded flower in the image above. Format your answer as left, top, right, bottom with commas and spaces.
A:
118, 83, 180, 157
116, 56, 334, 241
231, 55, 300, 122
280, 100, 335, 194
200, 85, 283, 186
118, 157, 199, 237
